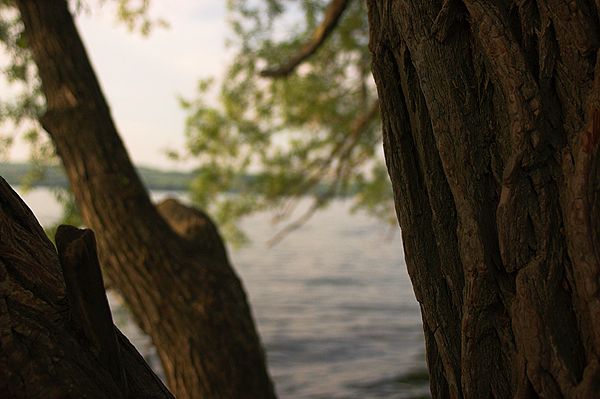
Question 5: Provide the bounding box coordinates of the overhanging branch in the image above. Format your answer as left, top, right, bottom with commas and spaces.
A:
260, 0, 352, 78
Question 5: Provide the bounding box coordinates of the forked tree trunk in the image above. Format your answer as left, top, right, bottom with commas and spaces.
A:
15, 1, 276, 398
368, 0, 600, 397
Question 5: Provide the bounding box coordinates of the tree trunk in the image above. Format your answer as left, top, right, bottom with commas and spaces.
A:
15, 1, 276, 398
368, 0, 600, 397
0, 176, 175, 399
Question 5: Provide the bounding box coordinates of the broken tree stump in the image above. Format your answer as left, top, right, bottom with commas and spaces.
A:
0, 176, 175, 399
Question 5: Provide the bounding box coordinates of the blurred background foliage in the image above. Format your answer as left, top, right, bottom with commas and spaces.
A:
0, 0, 394, 246
174, 0, 393, 245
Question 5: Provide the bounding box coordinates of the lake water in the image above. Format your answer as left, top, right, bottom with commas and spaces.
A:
15, 187, 430, 399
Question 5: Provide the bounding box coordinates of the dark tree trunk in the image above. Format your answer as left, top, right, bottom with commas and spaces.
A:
15, 1, 276, 398
368, 0, 600, 397
0, 177, 175, 399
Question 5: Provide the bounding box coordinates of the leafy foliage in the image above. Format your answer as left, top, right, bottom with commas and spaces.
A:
96, 0, 169, 36
177, 0, 393, 245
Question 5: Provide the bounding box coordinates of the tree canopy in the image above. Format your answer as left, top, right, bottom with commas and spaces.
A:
1, 0, 393, 245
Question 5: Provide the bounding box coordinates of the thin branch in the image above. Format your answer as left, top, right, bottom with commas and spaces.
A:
266, 190, 332, 248
266, 100, 379, 242
266, 146, 354, 247
293, 100, 380, 196
260, 0, 353, 78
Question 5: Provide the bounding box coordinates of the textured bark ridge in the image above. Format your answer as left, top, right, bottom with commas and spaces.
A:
15, 1, 276, 398
368, 0, 600, 398
0, 177, 175, 399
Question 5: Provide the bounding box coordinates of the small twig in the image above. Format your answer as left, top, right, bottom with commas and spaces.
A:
294, 100, 380, 196
266, 101, 379, 245
266, 200, 322, 247
267, 161, 346, 247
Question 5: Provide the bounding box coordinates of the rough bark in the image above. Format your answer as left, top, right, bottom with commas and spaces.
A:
15, 1, 276, 398
368, 0, 600, 398
0, 176, 175, 399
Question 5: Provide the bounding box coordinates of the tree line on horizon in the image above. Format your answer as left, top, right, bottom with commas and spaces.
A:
0, 161, 370, 198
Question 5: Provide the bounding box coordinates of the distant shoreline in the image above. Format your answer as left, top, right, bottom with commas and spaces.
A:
1, 162, 356, 198
0, 163, 192, 192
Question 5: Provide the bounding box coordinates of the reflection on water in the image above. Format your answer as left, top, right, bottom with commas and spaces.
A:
16, 188, 431, 399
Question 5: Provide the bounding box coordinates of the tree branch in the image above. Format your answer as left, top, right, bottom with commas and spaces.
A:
260, 0, 352, 78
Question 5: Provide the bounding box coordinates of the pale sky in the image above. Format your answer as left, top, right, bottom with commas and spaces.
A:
10, 1, 231, 171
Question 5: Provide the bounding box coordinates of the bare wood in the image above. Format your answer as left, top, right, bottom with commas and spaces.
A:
260, 0, 352, 78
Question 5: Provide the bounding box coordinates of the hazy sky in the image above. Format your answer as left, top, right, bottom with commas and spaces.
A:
10, 1, 231, 171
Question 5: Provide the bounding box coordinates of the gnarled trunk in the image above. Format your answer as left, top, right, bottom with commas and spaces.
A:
15, 1, 276, 398
368, 0, 600, 397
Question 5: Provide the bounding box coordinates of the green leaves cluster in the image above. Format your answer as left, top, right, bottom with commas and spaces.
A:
97, 0, 169, 36
1, 0, 394, 246
178, 0, 393, 245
